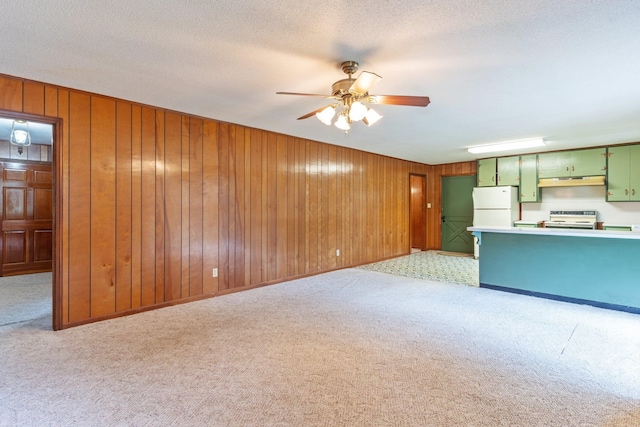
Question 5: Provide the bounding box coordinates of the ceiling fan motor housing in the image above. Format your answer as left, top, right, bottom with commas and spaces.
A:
331, 79, 357, 97
340, 61, 359, 76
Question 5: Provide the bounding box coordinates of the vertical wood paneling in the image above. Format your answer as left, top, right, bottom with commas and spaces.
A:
45, 86, 58, 117
249, 129, 263, 283
181, 116, 191, 295
202, 120, 219, 294
296, 139, 306, 276
275, 134, 287, 279
232, 125, 244, 288
90, 96, 116, 317
163, 112, 183, 301
0, 75, 480, 329
58, 89, 70, 323
155, 111, 165, 303
22, 82, 45, 115
217, 123, 229, 290
115, 101, 132, 312
227, 126, 237, 288
286, 136, 296, 277
189, 118, 203, 295
260, 131, 268, 281
140, 107, 156, 306
327, 145, 337, 270
67, 91, 91, 322
0, 76, 22, 111
266, 132, 277, 279
130, 105, 142, 309
243, 130, 252, 286
306, 141, 319, 273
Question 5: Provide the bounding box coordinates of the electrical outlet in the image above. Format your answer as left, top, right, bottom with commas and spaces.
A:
336, 249, 340, 256
212, 268, 218, 278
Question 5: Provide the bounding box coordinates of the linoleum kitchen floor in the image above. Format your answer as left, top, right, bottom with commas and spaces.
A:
359, 250, 478, 286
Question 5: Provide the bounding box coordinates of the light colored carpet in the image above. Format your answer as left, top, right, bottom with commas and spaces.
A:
0, 272, 51, 326
1, 268, 639, 426
359, 250, 479, 287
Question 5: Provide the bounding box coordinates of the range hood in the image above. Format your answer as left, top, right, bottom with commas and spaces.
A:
538, 176, 606, 187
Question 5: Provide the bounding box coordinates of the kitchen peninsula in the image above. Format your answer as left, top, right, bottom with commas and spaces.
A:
468, 226, 640, 314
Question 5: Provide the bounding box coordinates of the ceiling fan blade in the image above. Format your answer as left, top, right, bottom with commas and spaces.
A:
276, 91, 332, 98
296, 106, 329, 120
349, 71, 382, 94
368, 95, 431, 107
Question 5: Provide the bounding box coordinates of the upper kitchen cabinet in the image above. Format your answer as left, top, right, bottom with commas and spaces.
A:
607, 144, 640, 201
519, 154, 539, 203
538, 148, 606, 178
497, 156, 520, 186
477, 158, 497, 187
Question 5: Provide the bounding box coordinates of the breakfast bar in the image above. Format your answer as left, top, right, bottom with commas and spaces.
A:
468, 226, 640, 314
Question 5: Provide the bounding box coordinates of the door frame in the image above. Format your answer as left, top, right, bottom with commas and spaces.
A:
0, 108, 62, 330
409, 173, 427, 251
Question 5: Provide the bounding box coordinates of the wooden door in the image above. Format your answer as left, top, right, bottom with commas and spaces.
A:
410, 174, 426, 250
441, 175, 474, 253
0, 161, 53, 276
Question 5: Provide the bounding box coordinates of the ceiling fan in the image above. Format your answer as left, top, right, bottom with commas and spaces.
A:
277, 61, 430, 132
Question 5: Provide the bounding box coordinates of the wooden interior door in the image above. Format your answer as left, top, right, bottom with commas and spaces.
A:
410, 174, 426, 250
0, 161, 53, 276
441, 175, 475, 253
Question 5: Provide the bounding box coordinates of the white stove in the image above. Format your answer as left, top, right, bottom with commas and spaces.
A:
545, 210, 597, 229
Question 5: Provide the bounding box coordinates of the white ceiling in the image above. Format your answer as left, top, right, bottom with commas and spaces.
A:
1, 1, 639, 164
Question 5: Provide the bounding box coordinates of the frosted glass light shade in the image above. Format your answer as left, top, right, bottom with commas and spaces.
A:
364, 108, 382, 126
334, 114, 351, 131
10, 120, 31, 147
348, 101, 368, 122
316, 106, 335, 125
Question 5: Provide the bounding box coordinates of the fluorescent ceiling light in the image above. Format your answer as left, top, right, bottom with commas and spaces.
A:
467, 138, 546, 154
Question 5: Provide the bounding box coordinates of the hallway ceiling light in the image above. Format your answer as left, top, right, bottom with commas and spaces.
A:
10, 120, 31, 154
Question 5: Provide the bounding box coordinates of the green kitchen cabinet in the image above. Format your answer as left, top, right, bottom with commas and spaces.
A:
497, 156, 520, 186
538, 148, 606, 178
477, 158, 497, 187
572, 148, 607, 177
537, 151, 571, 178
607, 144, 640, 201
519, 154, 539, 202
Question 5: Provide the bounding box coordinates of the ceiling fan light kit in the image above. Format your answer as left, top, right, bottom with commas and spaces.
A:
277, 61, 430, 133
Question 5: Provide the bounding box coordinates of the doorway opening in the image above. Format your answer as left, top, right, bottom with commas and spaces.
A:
409, 174, 427, 252
0, 112, 58, 329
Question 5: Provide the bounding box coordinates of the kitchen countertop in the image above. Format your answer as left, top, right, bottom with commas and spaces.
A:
472, 225, 640, 314
467, 226, 640, 240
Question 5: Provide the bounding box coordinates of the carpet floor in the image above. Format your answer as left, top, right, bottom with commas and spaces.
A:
1, 268, 639, 426
0, 272, 51, 327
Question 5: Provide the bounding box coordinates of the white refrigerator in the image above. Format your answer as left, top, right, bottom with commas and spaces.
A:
472, 186, 519, 258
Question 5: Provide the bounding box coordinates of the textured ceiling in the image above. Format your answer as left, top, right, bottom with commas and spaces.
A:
1, 1, 639, 164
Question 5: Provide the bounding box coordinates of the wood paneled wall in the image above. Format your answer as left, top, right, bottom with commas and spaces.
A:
0, 74, 477, 329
